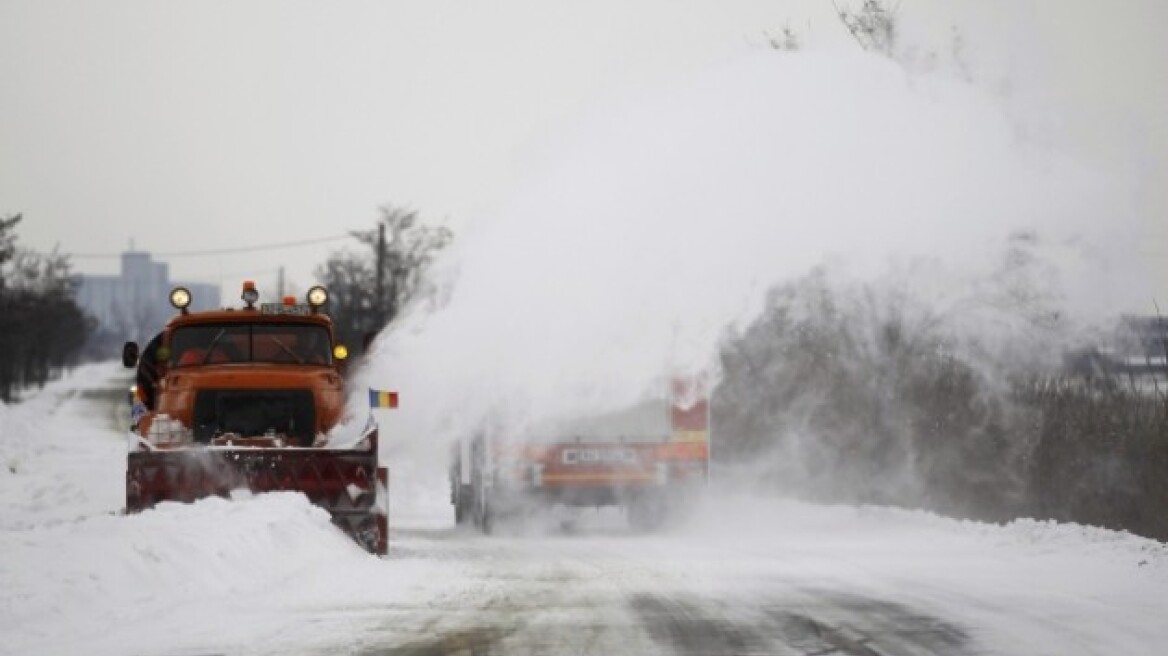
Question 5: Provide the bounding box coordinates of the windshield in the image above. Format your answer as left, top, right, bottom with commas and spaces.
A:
168, 323, 332, 367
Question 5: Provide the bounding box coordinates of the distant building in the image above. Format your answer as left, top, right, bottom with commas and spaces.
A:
75, 251, 220, 342
1063, 316, 1168, 390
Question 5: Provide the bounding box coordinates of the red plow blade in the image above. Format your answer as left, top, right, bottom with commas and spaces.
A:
126, 431, 388, 555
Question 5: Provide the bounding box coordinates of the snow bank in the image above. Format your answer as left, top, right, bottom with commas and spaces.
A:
0, 364, 463, 656
684, 492, 1168, 571
672, 493, 1168, 655
1, 495, 347, 644
0, 491, 460, 656
0, 363, 127, 528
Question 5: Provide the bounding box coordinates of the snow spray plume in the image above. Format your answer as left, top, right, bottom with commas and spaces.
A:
356, 49, 1149, 519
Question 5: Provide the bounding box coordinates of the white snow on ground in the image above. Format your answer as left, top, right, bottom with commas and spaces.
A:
0, 364, 461, 656
0, 362, 126, 528
675, 495, 1168, 655
1, 363, 1167, 655
2, 45, 1165, 653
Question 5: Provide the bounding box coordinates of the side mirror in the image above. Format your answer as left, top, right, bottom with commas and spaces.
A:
122, 341, 139, 368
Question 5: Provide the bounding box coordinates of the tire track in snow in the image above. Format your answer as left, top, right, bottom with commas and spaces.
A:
351, 527, 976, 656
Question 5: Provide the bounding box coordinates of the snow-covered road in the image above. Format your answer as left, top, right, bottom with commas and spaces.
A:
356, 525, 980, 655
2, 363, 1166, 655
352, 504, 1167, 656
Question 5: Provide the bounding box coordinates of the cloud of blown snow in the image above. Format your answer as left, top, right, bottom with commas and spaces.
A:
356, 48, 1148, 462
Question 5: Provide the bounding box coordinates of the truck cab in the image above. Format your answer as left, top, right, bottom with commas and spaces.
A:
125, 282, 350, 447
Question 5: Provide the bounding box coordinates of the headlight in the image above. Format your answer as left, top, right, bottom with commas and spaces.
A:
333, 344, 349, 361
169, 287, 192, 310
307, 285, 329, 308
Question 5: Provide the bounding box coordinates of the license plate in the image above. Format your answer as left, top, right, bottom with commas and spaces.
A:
561, 447, 638, 466
260, 303, 311, 315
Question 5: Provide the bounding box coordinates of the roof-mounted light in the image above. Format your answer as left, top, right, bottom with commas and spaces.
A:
306, 285, 329, 309
241, 280, 259, 308
170, 287, 192, 312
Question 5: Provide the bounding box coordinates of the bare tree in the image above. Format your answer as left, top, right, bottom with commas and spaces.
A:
765, 25, 802, 52
0, 217, 90, 401
316, 248, 376, 352
316, 205, 452, 353
351, 205, 453, 327
833, 0, 899, 57
0, 214, 21, 292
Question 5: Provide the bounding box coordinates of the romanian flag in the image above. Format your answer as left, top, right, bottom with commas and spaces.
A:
368, 389, 399, 409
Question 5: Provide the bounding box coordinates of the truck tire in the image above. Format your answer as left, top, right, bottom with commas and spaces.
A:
471, 486, 492, 533
454, 484, 473, 525
481, 494, 495, 535
627, 492, 669, 532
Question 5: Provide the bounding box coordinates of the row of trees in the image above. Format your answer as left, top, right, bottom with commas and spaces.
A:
712, 251, 1168, 541
0, 202, 451, 404
0, 215, 91, 402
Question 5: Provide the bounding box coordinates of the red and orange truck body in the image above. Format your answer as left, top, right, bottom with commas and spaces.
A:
452, 377, 710, 531
123, 283, 388, 554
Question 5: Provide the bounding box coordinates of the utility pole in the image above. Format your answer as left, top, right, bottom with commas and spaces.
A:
375, 222, 386, 325
277, 266, 285, 300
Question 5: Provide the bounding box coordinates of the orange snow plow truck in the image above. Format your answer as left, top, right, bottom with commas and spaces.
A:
122, 282, 388, 554
450, 377, 710, 532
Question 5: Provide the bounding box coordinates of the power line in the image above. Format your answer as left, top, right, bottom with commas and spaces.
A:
70, 234, 357, 259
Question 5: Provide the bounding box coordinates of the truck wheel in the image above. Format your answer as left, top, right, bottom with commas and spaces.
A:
481, 495, 495, 535
471, 491, 483, 529
627, 492, 668, 532
454, 484, 473, 525
471, 487, 492, 534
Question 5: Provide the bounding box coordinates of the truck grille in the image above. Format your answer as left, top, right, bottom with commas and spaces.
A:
192, 389, 315, 446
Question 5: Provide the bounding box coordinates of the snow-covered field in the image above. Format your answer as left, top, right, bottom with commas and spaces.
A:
2, 362, 1166, 655
0, 363, 453, 655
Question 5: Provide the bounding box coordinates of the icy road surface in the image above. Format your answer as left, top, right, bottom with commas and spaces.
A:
2, 363, 1167, 655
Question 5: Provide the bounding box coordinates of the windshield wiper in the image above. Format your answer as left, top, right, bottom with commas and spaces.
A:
268, 336, 304, 364
201, 328, 227, 365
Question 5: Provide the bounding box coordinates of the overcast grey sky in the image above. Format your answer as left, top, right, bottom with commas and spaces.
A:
1, 0, 1165, 300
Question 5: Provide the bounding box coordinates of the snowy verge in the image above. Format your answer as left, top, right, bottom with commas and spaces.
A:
0, 492, 454, 656
0, 362, 129, 527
